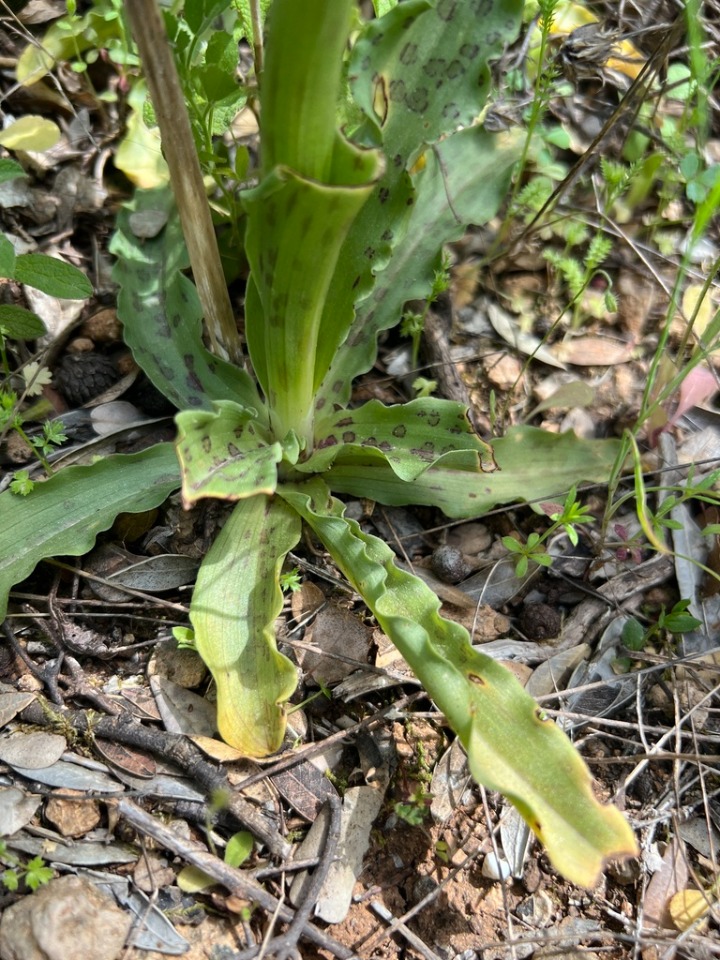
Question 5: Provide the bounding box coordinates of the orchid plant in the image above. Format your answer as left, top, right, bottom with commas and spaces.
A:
0, 0, 637, 886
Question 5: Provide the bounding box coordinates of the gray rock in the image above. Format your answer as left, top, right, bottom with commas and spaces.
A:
0, 875, 131, 960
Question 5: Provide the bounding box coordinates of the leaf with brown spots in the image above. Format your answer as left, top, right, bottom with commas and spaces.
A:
176, 400, 282, 507
111, 187, 266, 421
325, 425, 623, 519
306, 396, 495, 481
281, 480, 638, 889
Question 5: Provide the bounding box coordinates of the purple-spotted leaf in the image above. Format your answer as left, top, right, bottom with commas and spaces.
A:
281, 480, 638, 888
318, 125, 521, 409
176, 400, 281, 507
242, 0, 382, 449
189, 496, 300, 757
304, 397, 495, 481
325, 426, 622, 519
111, 188, 266, 419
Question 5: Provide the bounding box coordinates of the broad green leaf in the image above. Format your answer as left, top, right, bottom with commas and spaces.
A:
281, 481, 638, 888
351, 0, 522, 162
0, 234, 16, 279
0, 306, 47, 340
111, 187, 266, 420
189, 496, 300, 757
324, 426, 622, 519
0, 117, 60, 152
312, 0, 522, 397
319, 126, 520, 407
243, 154, 380, 451
176, 400, 281, 506
0, 444, 180, 622
304, 397, 495, 481
14, 254, 92, 299
0, 159, 25, 185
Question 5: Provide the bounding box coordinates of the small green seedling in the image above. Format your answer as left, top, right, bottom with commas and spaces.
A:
623, 599, 703, 653
503, 486, 595, 576
0, 842, 54, 892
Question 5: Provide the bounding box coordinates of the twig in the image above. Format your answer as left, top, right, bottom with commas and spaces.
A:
249, 0, 264, 86
19, 699, 289, 858
370, 900, 443, 960
115, 798, 356, 960
273, 792, 342, 960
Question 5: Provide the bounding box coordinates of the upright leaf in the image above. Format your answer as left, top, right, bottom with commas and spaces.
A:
281, 481, 638, 888
111, 187, 265, 419
242, 0, 381, 446
189, 496, 300, 757
318, 126, 521, 411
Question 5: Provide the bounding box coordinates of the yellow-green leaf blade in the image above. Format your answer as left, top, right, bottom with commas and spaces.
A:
306, 397, 495, 481
281, 481, 638, 888
189, 496, 300, 757
176, 400, 279, 507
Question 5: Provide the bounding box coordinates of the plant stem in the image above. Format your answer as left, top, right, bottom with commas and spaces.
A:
123, 0, 243, 366
249, 0, 264, 87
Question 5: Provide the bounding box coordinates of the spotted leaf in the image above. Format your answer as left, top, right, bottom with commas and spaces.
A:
176, 400, 281, 507
304, 397, 495, 480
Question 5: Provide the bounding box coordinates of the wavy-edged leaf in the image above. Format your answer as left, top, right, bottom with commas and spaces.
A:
281, 480, 638, 888
110, 187, 265, 420
318, 125, 520, 409
176, 400, 280, 507
0, 444, 180, 622
325, 426, 622, 519
189, 496, 300, 757
304, 397, 495, 481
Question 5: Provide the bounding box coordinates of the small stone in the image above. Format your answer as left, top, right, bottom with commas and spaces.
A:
44, 788, 101, 838
66, 338, 94, 354
485, 353, 523, 391
0, 875, 131, 960
81, 308, 122, 344
147, 639, 207, 688
431, 545, 471, 584
482, 851, 512, 880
